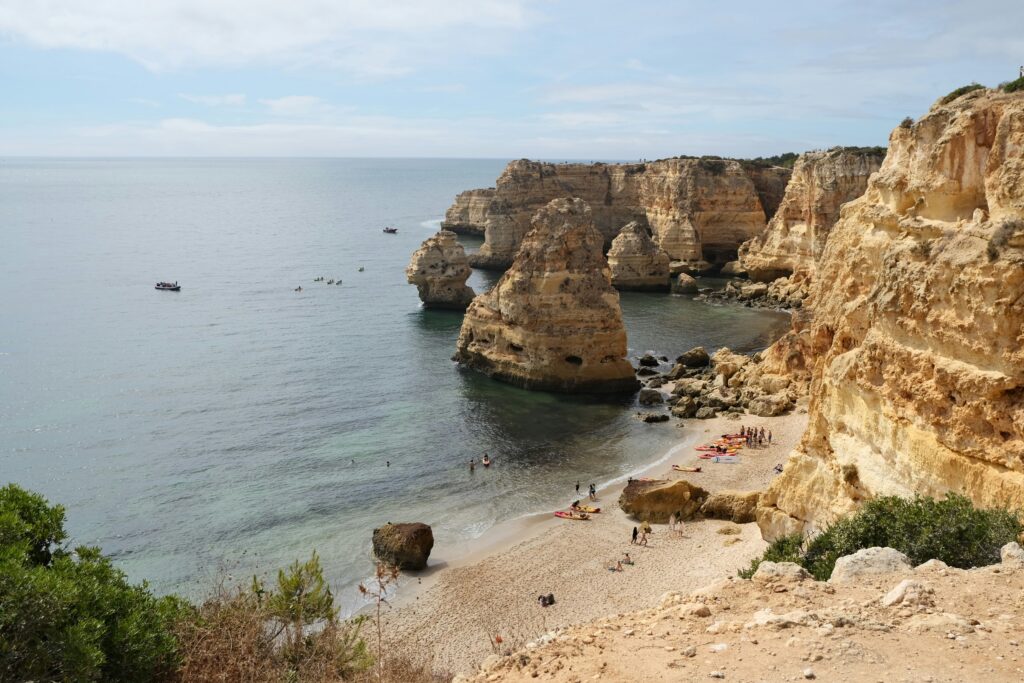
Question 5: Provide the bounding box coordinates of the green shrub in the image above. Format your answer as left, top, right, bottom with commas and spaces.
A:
0, 484, 187, 682
1003, 77, 1024, 93
737, 533, 803, 579
740, 494, 1022, 581
900, 116, 914, 129
698, 157, 727, 175
940, 83, 985, 105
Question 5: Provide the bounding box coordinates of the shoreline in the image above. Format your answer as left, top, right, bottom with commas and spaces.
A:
381, 407, 808, 675
378, 426, 707, 615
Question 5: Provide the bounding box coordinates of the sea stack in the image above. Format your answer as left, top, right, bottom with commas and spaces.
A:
756, 88, 1024, 539
454, 198, 640, 393
607, 221, 671, 291
405, 230, 476, 309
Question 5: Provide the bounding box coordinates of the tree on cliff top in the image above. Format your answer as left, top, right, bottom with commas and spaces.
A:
0, 483, 186, 681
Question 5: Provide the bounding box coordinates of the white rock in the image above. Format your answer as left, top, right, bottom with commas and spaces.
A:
914, 559, 949, 573
880, 579, 934, 608
752, 561, 811, 584
677, 602, 713, 618
480, 654, 502, 672
1001, 542, 1024, 565
709, 643, 729, 652
803, 668, 816, 679
829, 547, 911, 583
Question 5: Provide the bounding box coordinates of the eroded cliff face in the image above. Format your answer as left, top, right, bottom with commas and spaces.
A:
405, 230, 476, 309
739, 148, 885, 283
441, 188, 495, 235
449, 158, 785, 270
453, 198, 639, 393
757, 89, 1024, 540
606, 221, 671, 290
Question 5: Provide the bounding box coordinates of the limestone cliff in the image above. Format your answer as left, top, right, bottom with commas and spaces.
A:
441, 188, 495, 235
405, 230, 476, 309
447, 158, 787, 270
757, 89, 1024, 539
606, 221, 671, 290
453, 198, 640, 393
739, 148, 885, 283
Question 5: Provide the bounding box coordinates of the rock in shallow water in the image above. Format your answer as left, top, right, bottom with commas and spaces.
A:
371, 522, 434, 570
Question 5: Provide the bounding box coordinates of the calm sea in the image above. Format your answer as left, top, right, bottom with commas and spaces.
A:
0, 158, 789, 613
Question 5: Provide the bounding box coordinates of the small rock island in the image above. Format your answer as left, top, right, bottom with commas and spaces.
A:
453, 197, 640, 394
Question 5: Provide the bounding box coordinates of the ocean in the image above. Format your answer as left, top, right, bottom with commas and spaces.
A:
0, 158, 790, 613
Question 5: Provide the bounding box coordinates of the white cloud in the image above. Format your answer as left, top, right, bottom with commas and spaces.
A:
0, 0, 531, 75
179, 93, 247, 107
259, 96, 330, 116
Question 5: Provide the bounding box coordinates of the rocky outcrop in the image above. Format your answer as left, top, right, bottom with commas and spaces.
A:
453, 198, 640, 394
757, 89, 1024, 540
618, 479, 709, 523
466, 546, 1024, 682
448, 158, 784, 269
405, 230, 476, 309
606, 221, 671, 290
371, 522, 434, 570
739, 148, 885, 285
441, 188, 495, 235
699, 490, 761, 523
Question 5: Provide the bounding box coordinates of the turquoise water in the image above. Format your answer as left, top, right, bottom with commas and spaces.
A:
0, 159, 789, 613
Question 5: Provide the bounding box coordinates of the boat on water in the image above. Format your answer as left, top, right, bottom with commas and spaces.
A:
382, 226, 398, 234
155, 281, 180, 291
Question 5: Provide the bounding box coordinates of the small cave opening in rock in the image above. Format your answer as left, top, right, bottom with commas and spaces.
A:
565, 355, 583, 366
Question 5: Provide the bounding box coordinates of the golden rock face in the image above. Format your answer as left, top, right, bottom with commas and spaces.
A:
405, 230, 476, 310
454, 198, 640, 394
448, 158, 782, 269
739, 148, 884, 284
757, 90, 1024, 539
607, 221, 671, 291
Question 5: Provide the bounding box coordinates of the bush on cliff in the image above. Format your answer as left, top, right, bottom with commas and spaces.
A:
1002, 77, 1024, 93
0, 484, 186, 682
740, 494, 1022, 581
940, 83, 985, 105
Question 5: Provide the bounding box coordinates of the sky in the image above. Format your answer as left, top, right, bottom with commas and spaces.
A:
1, 0, 1022, 158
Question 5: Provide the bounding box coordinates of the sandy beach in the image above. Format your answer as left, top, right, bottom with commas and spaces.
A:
383, 406, 809, 676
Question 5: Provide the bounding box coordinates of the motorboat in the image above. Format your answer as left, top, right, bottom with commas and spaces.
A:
155, 281, 180, 291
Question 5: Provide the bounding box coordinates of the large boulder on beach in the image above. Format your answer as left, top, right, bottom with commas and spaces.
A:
700, 490, 761, 523
619, 479, 709, 523
372, 522, 434, 570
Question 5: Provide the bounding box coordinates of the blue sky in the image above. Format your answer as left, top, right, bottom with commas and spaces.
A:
1, 0, 1021, 157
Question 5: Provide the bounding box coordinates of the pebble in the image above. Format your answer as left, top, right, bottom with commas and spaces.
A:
803, 668, 816, 679
709, 672, 725, 679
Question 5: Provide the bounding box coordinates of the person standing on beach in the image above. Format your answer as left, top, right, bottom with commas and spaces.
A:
631, 526, 638, 544
768, 430, 773, 444
575, 480, 580, 495
589, 483, 596, 501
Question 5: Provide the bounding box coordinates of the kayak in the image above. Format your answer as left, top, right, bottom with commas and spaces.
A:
555, 511, 589, 520
673, 465, 702, 473
712, 456, 741, 464
572, 505, 601, 513
698, 452, 740, 460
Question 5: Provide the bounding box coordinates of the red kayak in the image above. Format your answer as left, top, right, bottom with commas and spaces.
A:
554, 510, 589, 521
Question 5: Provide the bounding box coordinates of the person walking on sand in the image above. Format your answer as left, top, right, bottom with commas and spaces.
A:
768, 430, 773, 445
589, 483, 596, 501
668, 512, 676, 533
639, 528, 648, 546
631, 526, 638, 544
575, 480, 580, 495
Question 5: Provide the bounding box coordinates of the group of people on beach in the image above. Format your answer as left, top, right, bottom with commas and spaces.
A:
740, 425, 771, 447
575, 480, 597, 501
630, 521, 652, 546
